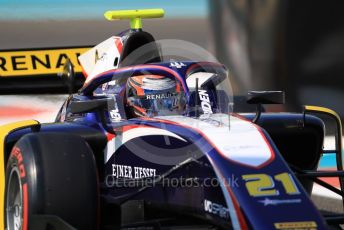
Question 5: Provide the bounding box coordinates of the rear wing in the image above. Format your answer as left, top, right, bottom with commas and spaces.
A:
0, 46, 92, 94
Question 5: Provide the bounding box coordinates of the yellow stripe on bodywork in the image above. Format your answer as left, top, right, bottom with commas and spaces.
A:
304, 105, 343, 135
0, 120, 39, 230
304, 105, 343, 172
304, 106, 342, 123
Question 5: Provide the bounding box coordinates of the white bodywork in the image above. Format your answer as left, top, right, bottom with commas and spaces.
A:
105, 114, 273, 168
159, 114, 273, 168
78, 36, 122, 83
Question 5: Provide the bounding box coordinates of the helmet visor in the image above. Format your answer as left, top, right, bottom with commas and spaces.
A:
128, 91, 186, 117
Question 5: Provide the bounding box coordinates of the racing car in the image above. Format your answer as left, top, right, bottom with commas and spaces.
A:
1, 8, 344, 230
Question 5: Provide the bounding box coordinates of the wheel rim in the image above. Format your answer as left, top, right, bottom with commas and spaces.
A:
6, 166, 23, 230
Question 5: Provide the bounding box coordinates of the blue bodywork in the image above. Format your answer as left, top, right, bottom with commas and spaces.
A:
52, 61, 326, 229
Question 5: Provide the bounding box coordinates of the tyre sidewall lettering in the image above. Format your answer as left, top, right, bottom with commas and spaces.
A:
9, 146, 27, 181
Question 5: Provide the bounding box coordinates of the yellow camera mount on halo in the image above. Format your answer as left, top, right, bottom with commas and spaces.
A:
104, 8, 165, 30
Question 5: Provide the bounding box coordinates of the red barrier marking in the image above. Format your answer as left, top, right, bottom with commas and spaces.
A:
318, 168, 340, 188
319, 177, 340, 188
0, 106, 47, 117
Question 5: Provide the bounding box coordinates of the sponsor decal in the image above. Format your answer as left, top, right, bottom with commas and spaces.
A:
274, 221, 317, 230
204, 199, 230, 220
146, 93, 176, 100
95, 50, 107, 62
109, 108, 121, 121
11, 147, 26, 178
95, 49, 100, 63
109, 98, 122, 121
0, 47, 90, 77
258, 198, 302, 206
169, 62, 186, 69
112, 164, 156, 179
199, 117, 223, 127
79, 36, 121, 78
198, 90, 213, 114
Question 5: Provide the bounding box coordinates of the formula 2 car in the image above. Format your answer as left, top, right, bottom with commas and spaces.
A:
1, 9, 344, 230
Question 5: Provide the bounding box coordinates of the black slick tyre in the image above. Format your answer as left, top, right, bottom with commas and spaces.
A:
5, 132, 98, 230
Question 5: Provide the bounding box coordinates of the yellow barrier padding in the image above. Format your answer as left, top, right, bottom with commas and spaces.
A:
0, 120, 39, 229
0, 47, 90, 77
104, 8, 165, 29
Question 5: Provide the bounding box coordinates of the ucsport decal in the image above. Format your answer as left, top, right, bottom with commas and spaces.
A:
0, 47, 90, 77
204, 199, 230, 220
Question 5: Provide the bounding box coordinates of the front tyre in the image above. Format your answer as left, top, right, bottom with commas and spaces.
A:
5, 133, 98, 230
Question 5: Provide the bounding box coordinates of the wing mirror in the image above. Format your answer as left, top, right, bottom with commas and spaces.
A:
70, 97, 120, 134
70, 98, 113, 114
247, 91, 285, 123
61, 59, 78, 94
247, 91, 285, 105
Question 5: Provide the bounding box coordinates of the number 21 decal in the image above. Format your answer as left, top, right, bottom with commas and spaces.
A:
242, 173, 300, 197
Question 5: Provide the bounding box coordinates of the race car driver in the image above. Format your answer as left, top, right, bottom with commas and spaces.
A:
125, 75, 187, 117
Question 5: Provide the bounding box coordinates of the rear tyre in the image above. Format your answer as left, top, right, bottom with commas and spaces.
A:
5, 132, 98, 230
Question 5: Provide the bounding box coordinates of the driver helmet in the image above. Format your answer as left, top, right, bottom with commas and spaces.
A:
126, 75, 186, 117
